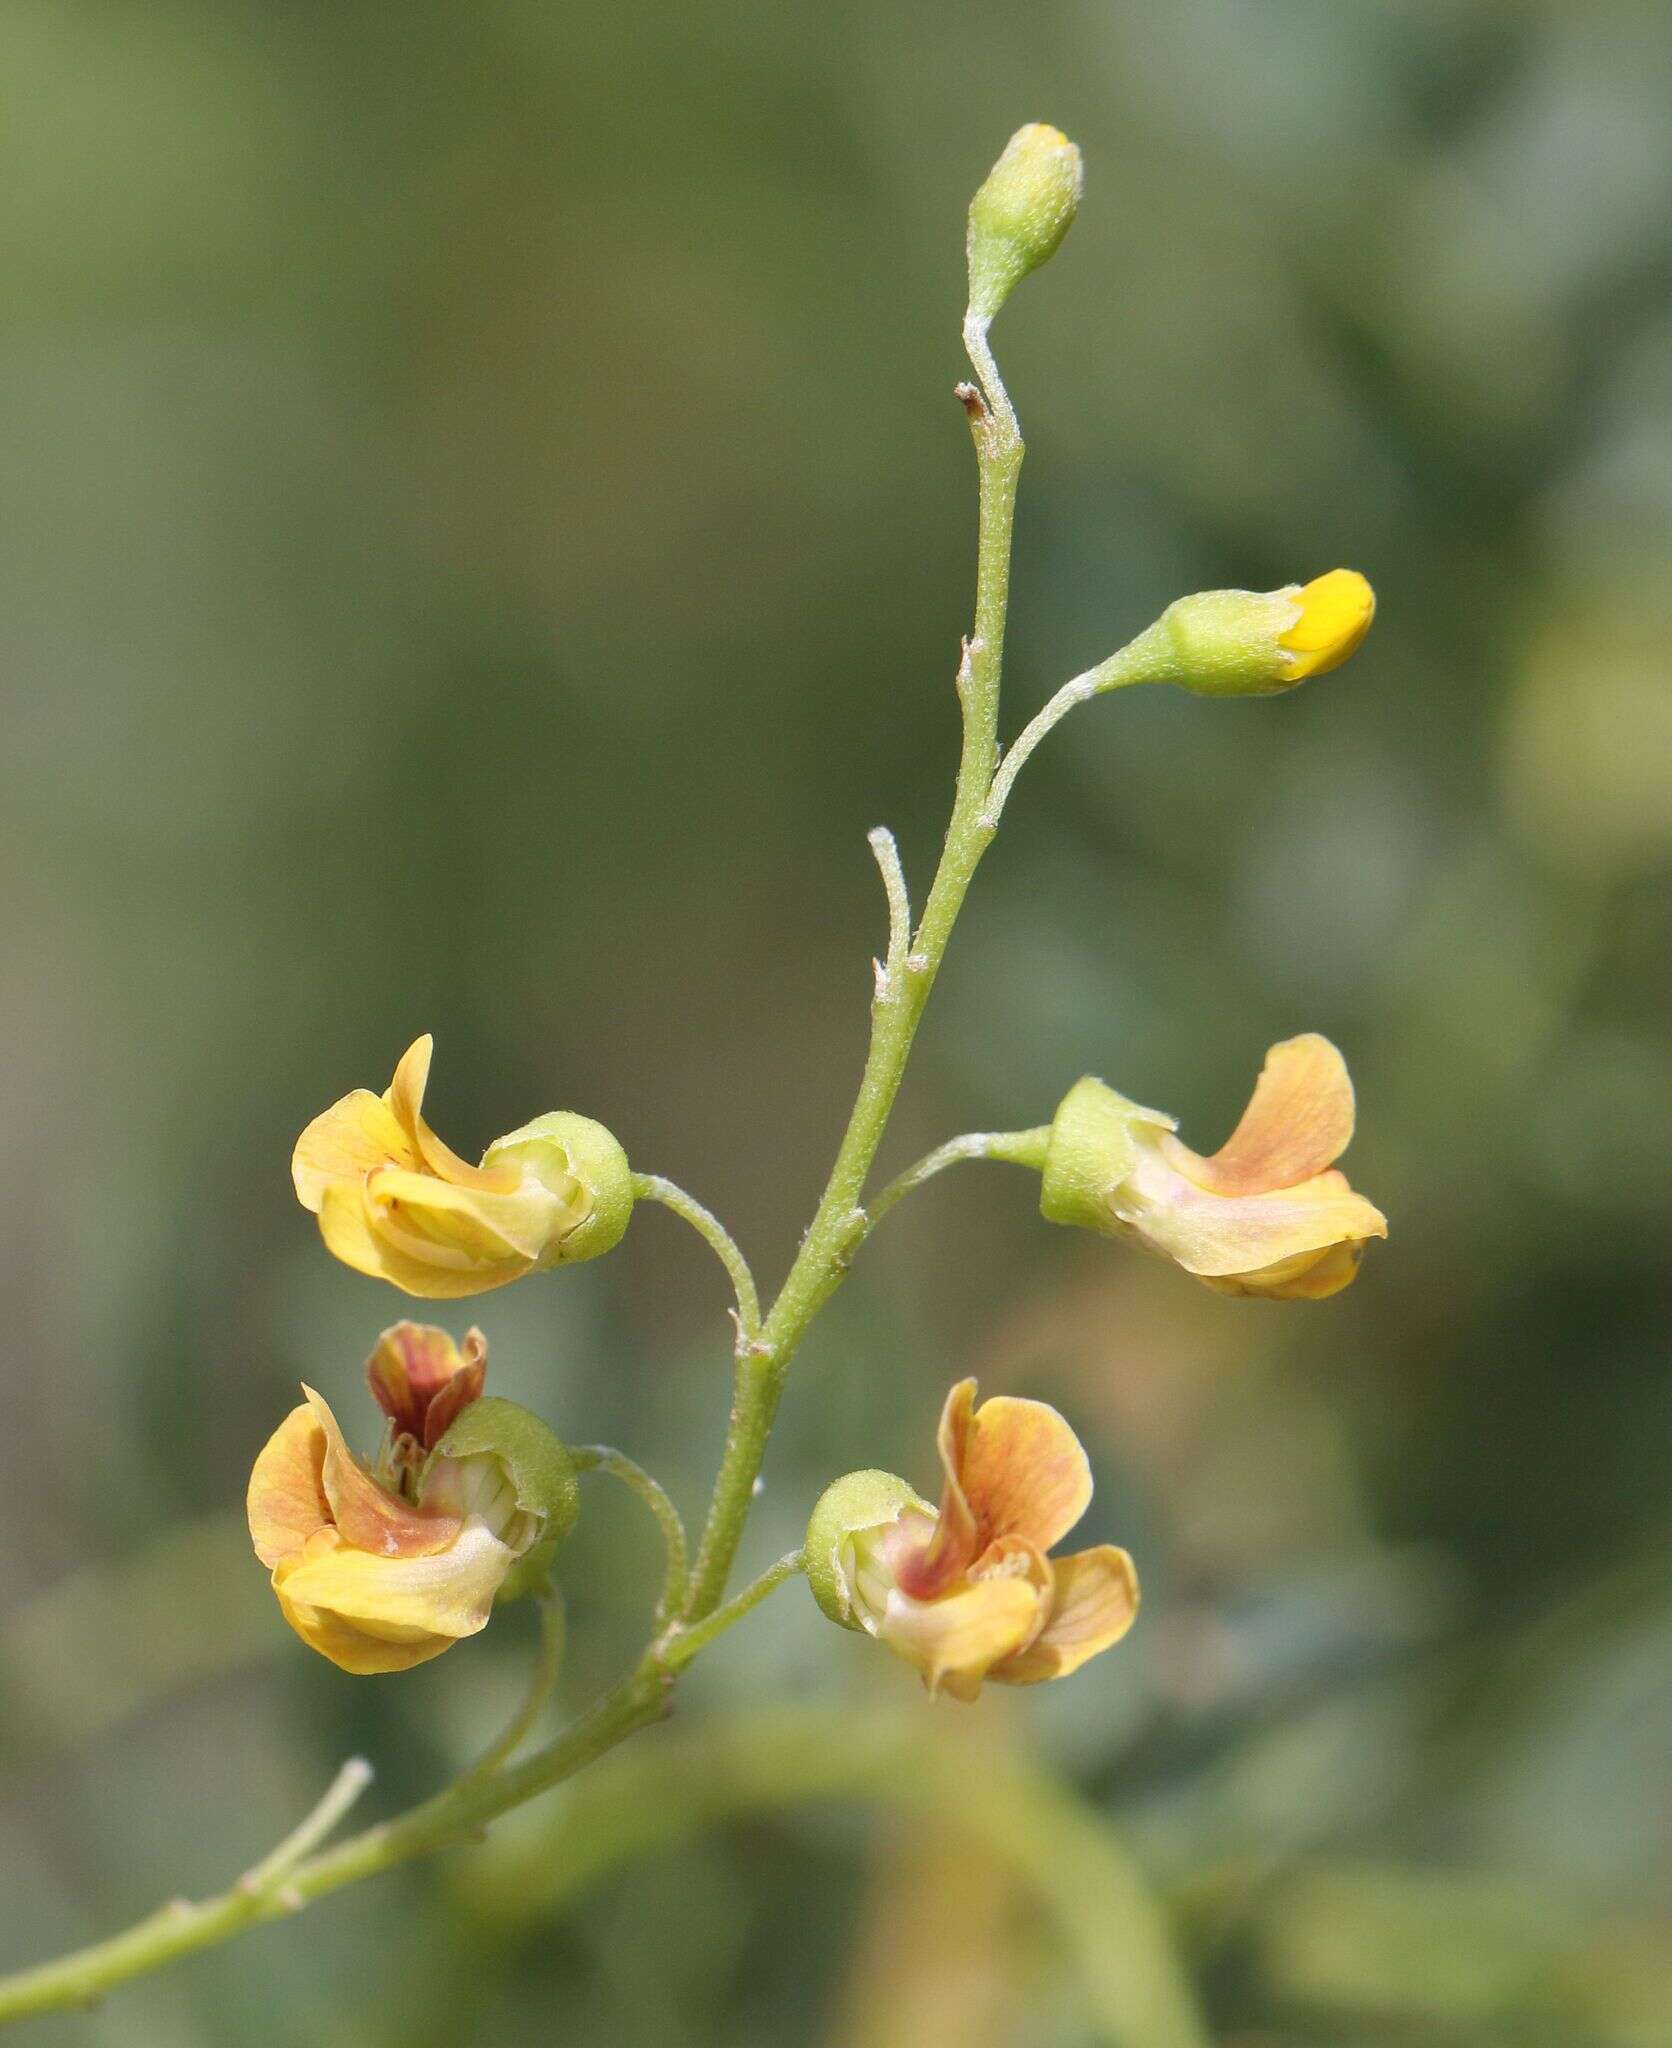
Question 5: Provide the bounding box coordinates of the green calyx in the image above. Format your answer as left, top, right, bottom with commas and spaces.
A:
432, 1395, 581, 1600
485, 1111, 634, 1263
804, 1469, 930, 1629
1136, 587, 1302, 699
1040, 1076, 1170, 1234
966, 123, 1083, 323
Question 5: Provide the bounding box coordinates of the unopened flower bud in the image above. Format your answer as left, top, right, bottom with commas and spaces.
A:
1126, 569, 1375, 698
966, 124, 1083, 324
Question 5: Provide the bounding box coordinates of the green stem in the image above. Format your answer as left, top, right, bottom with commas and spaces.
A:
980, 630, 1157, 829
236, 1756, 373, 1897
0, 1538, 813, 2025
630, 1172, 761, 1336
865, 1125, 1051, 1228
0, 1670, 669, 2027
571, 1446, 689, 1624
466, 1587, 566, 1779
681, 313, 1024, 1621
659, 1552, 803, 1672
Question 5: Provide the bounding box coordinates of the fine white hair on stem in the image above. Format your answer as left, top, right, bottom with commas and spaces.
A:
867, 827, 912, 988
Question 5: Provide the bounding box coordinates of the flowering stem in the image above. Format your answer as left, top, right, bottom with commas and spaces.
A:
630, 1172, 762, 1336
658, 1551, 803, 1671
0, 276, 1046, 2030
681, 314, 1024, 1622
864, 1126, 1052, 1228
570, 1445, 689, 1622
466, 1587, 566, 1778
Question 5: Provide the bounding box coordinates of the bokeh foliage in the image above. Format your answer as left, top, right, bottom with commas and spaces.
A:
2, 2, 1669, 2042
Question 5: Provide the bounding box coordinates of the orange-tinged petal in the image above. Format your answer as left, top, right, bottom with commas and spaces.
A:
275, 1518, 515, 1645
1125, 1149, 1387, 1283
301, 1386, 458, 1557
993, 1545, 1138, 1685
876, 1571, 1043, 1701
1279, 569, 1375, 680
291, 1090, 414, 1211
900, 1379, 981, 1597
959, 1393, 1093, 1557
365, 1323, 485, 1443
422, 1330, 486, 1446
1190, 1034, 1356, 1196
248, 1405, 330, 1569
383, 1035, 520, 1192
366, 1321, 463, 1438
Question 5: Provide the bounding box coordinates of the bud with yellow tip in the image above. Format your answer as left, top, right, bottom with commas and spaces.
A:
966, 124, 1083, 324
1116, 569, 1375, 699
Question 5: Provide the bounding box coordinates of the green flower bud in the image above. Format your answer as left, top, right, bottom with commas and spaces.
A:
430, 1394, 580, 1599
805, 1469, 931, 1630
966, 124, 1083, 323
483, 1111, 633, 1264
1123, 570, 1377, 699
1040, 1076, 1172, 1234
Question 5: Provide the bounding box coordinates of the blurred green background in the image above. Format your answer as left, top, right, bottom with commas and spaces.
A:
3, 2, 1670, 2042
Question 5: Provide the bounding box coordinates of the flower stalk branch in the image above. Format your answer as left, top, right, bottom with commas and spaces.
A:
679, 311, 1024, 1625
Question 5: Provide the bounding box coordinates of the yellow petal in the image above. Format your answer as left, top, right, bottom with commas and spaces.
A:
960, 1393, 1093, 1556
875, 1571, 1044, 1701
993, 1545, 1139, 1685
1201, 1235, 1370, 1300
247, 1404, 330, 1569
1191, 1034, 1356, 1196
315, 1180, 533, 1299
366, 1167, 569, 1264
276, 1517, 515, 1648
1129, 1150, 1387, 1283
300, 1386, 458, 1557
272, 1540, 457, 1673
383, 1035, 520, 1192
291, 1090, 414, 1212
1279, 569, 1375, 680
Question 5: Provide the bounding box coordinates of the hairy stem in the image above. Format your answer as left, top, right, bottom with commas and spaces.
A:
660, 1552, 804, 1671
571, 1445, 690, 1623
630, 1172, 762, 1337
865, 1125, 1051, 1228
682, 317, 1024, 1620
466, 1588, 566, 1779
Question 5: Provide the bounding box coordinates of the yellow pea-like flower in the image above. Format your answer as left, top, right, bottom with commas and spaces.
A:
806, 1380, 1138, 1703
1041, 1034, 1387, 1299
247, 1328, 539, 1674
293, 1036, 632, 1298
